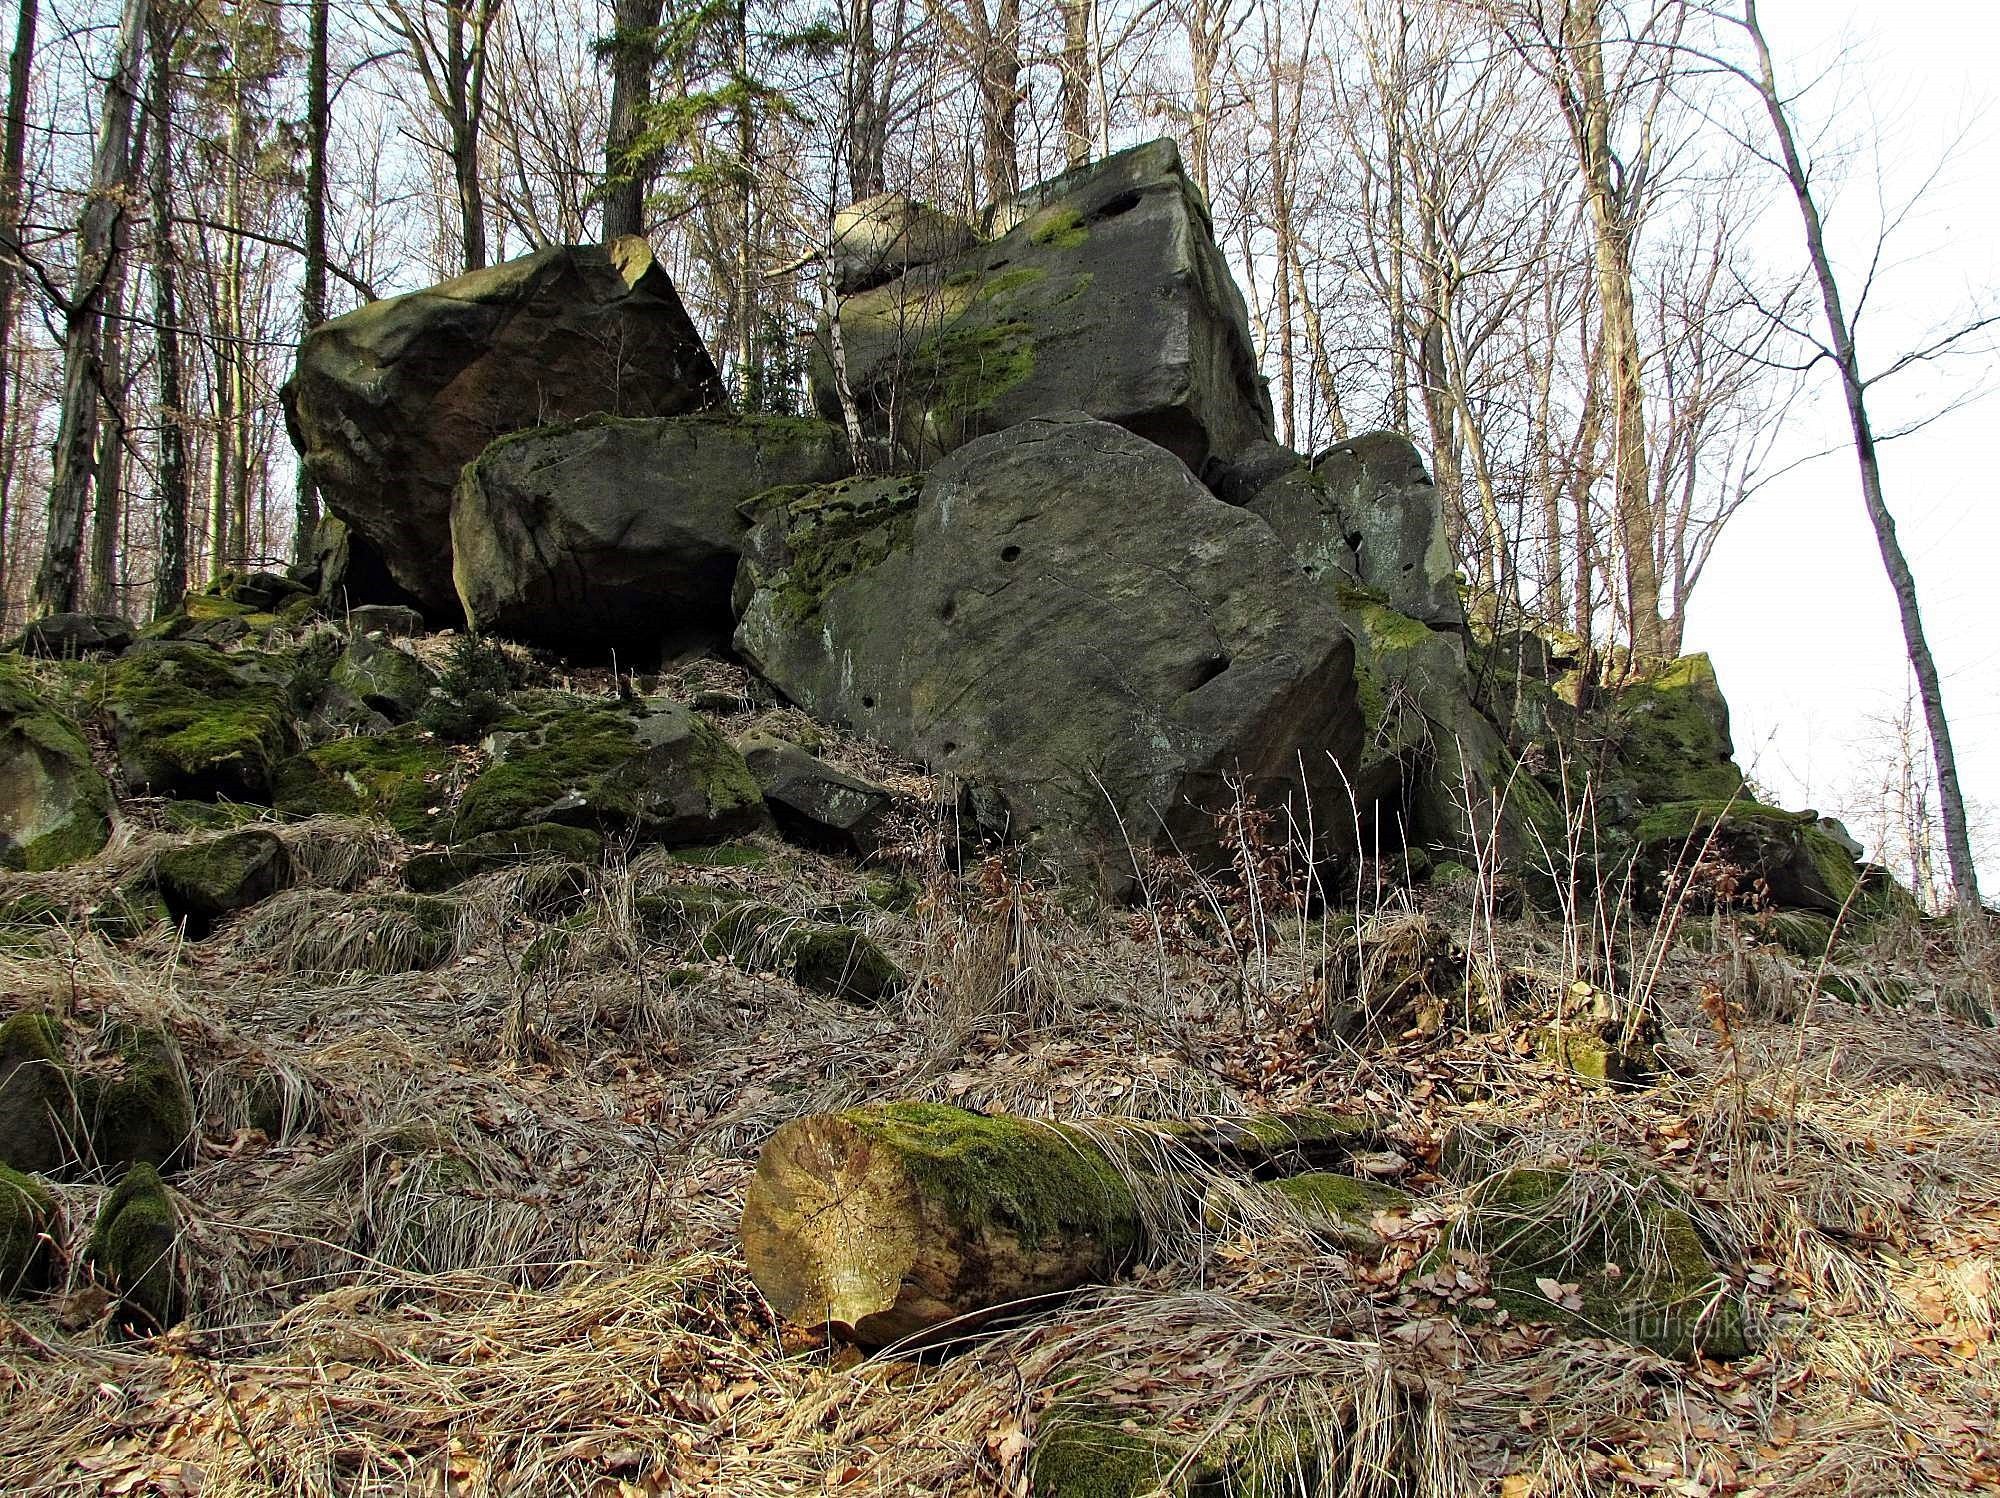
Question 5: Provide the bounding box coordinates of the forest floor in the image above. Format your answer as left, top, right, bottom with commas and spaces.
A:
2, 667, 1999, 1497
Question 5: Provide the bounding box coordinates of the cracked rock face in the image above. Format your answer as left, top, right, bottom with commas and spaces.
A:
283, 238, 727, 616
816, 138, 1275, 479
735, 413, 1360, 879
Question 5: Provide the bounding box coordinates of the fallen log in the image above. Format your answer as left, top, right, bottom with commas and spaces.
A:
740, 1102, 1379, 1346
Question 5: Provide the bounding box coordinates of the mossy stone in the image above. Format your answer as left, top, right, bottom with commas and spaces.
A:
0, 657, 113, 871
701, 904, 907, 1003
402, 821, 603, 893
1631, 799, 1877, 917
153, 828, 296, 933
327, 634, 438, 723
1271, 1172, 1412, 1254
272, 725, 452, 837
1531, 1024, 1657, 1089
81, 1024, 194, 1174
87, 1163, 180, 1329
841, 1102, 1141, 1255
1607, 655, 1744, 807
105, 643, 297, 798
0, 1162, 53, 1293
453, 701, 765, 846
1443, 1161, 1749, 1360
0, 1011, 76, 1175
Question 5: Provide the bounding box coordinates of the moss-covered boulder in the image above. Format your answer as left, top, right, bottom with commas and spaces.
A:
403, 820, 603, 893
81, 1024, 194, 1174
153, 828, 296, 934
453, 698, 765, 846
104, 643, 297, 799
0, 1011, 76, 1175
272, 726, 452, 836
1631, 799, 1882, 917
0, 1162, 53, 1294
10, 611, 133, 658
87, 1163, 180, 1329
0, 658, 113, 870
1441, 1160, 1750, 1360
1269, 1172, 1411, 1256
283, 239, 728, 615
452, 410, 851, 656
820, 138, 1273, 472
324, 632, 438, 724
704, 903, 906, 1003
1605, 655, 1744, 809
735, 415, 1358, 880
1030, 1406, 1326, 1498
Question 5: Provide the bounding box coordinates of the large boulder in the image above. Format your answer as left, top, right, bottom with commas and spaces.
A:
451, 411, 851, 656
1225, 433, 1463, 628
9, 611, 134, 658
453, 697, 767, 846
0, 659, 113, 870
831, 193, 978, 295
152, 828, 297, 934
818, 139, 1274, 477
736, 732, 895, 859
734, 414, 1359, 877
283, 238, 727, 615
103, 643, 297, 800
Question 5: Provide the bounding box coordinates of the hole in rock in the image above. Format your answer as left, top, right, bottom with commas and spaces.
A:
1089, 189, 1143, 221
1182, 654, 1231, 693
861, 695, 876, 709
1000, 545, 1022, 563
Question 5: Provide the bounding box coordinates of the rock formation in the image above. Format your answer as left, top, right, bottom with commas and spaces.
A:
283, 237, 727, 616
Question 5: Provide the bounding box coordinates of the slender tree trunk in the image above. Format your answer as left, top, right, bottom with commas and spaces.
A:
150, 1, 187, 619
1562, 1, 1665, 660
0, 0, 37, 533
88, 262, 131, 613
975, 0, 1020, 202
294, 0, 328, 564
1059, 0, 1091, 168
1744, 0, 1981, 908
602, 0, 665, 240
841, 0, 890, 198
32, 0, 149, 617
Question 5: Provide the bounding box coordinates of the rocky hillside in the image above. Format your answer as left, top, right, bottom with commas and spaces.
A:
2, 141, 1997, 1495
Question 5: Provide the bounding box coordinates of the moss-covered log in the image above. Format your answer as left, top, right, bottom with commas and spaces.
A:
741, 1103, 1382, 1346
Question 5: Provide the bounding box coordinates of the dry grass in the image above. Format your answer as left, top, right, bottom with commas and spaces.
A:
5, 750, 2000, 1495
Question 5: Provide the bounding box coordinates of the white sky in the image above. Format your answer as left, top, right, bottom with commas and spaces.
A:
1680, 0, 2000, 890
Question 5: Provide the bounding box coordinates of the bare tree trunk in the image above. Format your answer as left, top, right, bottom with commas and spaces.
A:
1059, 0, 1091, 167
32, 0, 149, 618
88, 262, 131, 613
150, 0, 187, 619
0, 0, 37, 537
975, 0, 1020, 202
602, 0, 664, 240
1559, 1, 1665, 660
294, 0, 328, 565
1744, 0, 1981, 909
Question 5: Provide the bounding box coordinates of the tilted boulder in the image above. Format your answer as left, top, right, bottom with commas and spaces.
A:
817, 139, 1274, 476
1224, 433, 1463, 628
734, 414, 1359, 877
9, 611, 134, 658
103, 643, 298, 800
736, 731, 896, 859
283, 237, 727, 615
152, 828, 298, 935
451, 412, 851, 656
0, 659, 112, 870
831, 193, 978, 295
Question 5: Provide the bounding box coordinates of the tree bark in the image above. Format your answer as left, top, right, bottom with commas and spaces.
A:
0, 0, 37, 549
148, 0, 187, 619
32, 0, 149, 618
294, 0, 329, 565
602, 0, 665, 241
88, 261, 130, 612
743, 1104, 1380, 1345
1058, 0, 1091, 168
1743, 0, 1981, 909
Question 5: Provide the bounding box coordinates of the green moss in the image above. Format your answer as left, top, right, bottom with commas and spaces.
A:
1531, 1026, 1655, 1088
403, 821, 603, 893
765, 478, 920, 627
668, 841, 770, 869
0, 659, 113, 871
105, 644, 296, 797
453, 707, 643, 836
1610, 655, 1744, 806
0, 1009, 76, 1176
1027, 205, 1089, 249
0, 1162, 52, 1292
635, 882, 752, 943
1032, 1411, 1182, 1498
82, 1025, 193, 1173
86, 1163, 179, 1328
1445, 1162, 1748, 1360
974, 266, 1049, 302
915, 320, 1036, 416
272, 727, 451, 836
840, 1102, 1140, 1254
781, 924, 906, 1004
